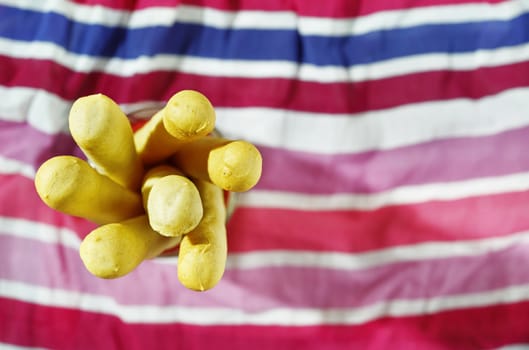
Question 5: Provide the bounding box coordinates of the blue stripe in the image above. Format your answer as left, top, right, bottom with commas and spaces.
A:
1, 5, 529, 66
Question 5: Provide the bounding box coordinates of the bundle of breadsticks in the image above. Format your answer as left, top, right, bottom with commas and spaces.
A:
34, 90, 262, 291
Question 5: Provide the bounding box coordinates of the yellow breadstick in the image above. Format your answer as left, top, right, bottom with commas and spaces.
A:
134, 90, 216, 165
79, 215, 180, 279
141, 165, 183, 209
141, 165, 203, 237
173, 136, 262, 192
162, 90, 216, 139
69, 94, 144, 190
178, 179, 227, 291
34, 155, 143, 224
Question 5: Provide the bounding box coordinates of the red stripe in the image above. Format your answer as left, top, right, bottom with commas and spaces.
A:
3, 55, 529, 114
227, 189, 529, 252
69, 0, 507, 17
4, 173, 529, 253
1, 297, 528, 349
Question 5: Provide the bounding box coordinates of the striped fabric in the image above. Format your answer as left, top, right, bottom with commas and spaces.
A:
1, 0, 529, 348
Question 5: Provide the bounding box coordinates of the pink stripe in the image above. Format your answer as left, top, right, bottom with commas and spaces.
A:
69, 0, 507, 17
0, 120, 83, 168
4, 174, 529, 253
256, 125, 529, 194
2, 120, 529, 195
2, 232, 529, 311
3, 56, 529, 114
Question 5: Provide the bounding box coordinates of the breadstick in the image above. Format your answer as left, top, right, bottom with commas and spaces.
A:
69, 94, 144, 190
141, 165, 203, 237
178, 179, 227, 291
34, 155, 143, 224
173, 136, 262, 192
134, 90, 216, 165
80, 215, 180, 279
162, 90, 216, 140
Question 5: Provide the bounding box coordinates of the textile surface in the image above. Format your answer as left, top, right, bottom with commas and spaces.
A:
1, 0, 529, 349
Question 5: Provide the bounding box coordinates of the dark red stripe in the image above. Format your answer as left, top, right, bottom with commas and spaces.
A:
3, 55, 529, 114
227, 189, 529, 252
69, 0, 507, 17
1, 297, 528, 349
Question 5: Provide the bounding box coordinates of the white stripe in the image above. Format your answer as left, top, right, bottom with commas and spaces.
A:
299, 1, 529, 36
2, 85, 529, 155
0, 217, 80, 250
2, 214, 529, 272
0, 86, 70, 134
179, 229, 529, 271
0, 344, 47, 350
0, 85, 161, 134
216, 87, 529, 154
2, 36, 529, 83
1, 278, 529, 325
3, 0, 529, 35
239, 172, 529, 211
0, 155, 35, 179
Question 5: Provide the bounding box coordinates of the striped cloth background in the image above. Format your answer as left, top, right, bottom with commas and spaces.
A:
1, 0, 529, 348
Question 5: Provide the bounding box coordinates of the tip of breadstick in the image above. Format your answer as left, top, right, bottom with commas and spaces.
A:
80, 223, 142, 279
147, 175, 203, 237
177, 240, 226, 291
162, 90, 216, 141
34, 156, 83, 210
208, 141, 263, 192
69, 94, 126, 146
141, 165, 184, 210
